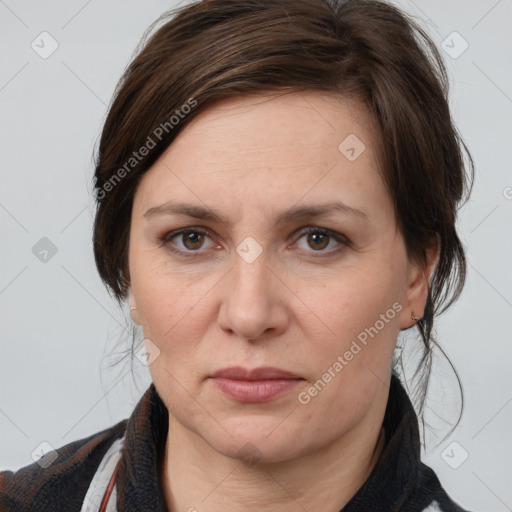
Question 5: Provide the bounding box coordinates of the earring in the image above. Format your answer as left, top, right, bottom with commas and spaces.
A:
411, 313, 420, 323
130, 306, 137, 311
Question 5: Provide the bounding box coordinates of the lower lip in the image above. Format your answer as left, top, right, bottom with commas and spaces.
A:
211, 377, 302, 402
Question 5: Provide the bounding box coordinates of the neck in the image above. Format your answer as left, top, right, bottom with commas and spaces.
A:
161, 414, 386, 512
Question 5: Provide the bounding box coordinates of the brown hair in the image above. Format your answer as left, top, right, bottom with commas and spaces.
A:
92, 0, 474, 423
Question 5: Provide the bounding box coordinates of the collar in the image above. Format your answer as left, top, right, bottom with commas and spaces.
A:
116, 383, 169, 511
342, 373, 422, 511
115, 373, 424, 511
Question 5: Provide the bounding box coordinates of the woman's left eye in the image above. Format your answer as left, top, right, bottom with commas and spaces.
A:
159, 226, 349, 257
293, 227, 350, 255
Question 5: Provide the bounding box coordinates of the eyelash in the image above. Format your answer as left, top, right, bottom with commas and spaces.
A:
158, 226, 351, 259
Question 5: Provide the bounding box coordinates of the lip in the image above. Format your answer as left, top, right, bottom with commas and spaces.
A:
209, 366, 304, 403
210, 366, 301, 380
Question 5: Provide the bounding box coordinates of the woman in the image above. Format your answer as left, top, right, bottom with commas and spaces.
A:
0, 0, 474, 510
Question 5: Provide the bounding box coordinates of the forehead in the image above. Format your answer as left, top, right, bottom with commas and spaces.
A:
133, 91, 389, 224
171, 92, 375, 161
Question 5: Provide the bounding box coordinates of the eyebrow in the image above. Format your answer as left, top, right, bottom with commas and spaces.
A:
143, 200, 369, 225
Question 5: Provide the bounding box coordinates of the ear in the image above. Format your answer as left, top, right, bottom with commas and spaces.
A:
128, 288, 141, 325
399, 235, 440, 330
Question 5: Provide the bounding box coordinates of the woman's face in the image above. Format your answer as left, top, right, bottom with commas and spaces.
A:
128, 92, 433, 463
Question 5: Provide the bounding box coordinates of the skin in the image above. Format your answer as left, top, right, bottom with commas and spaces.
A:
128, 91, 439, 512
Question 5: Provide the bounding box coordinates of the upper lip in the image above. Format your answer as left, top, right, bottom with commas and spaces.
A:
210, 366, 302, 380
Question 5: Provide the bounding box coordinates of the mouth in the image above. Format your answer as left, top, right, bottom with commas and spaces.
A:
209, 366, 304, 403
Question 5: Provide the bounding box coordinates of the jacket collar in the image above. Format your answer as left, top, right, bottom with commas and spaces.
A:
342, 373, 421, 511
116, 382, 169, 510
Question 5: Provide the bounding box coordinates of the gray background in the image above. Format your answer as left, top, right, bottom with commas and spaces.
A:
1, 0, 511, 510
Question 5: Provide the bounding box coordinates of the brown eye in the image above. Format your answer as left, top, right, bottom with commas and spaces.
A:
306, 231, 330, 251
294, 227, 350, 256
160, 227, 215, 257
181, 231, 205, 250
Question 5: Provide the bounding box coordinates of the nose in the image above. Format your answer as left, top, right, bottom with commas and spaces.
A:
217, 248, 289, 342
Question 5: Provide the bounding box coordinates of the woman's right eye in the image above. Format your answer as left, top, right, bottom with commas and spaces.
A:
159, 227, 218, 257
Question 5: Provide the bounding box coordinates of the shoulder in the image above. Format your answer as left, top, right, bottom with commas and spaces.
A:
414, 461, 473, 512
0, 419, 127, 512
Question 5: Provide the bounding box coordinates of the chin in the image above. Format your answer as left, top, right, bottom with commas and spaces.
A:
197, 417, 310, 465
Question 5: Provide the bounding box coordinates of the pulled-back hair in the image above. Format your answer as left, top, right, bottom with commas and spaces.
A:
92, 0, 474, 424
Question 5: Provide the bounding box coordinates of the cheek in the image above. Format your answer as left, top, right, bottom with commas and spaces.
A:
293, 264, 403, 395
294, 274, 401, 434
302, 265, 402, 340
131, 249, 201, 333
130, 262, 224, 385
